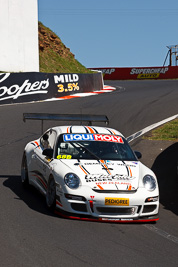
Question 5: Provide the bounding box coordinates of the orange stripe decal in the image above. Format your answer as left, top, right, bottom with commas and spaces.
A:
110, 129, 116, 135
128, 185, 132, 190
34, 141, 40, 149
79, 165, 88, 175
128, 166, 132, 177
86, 126, 95, 133
104, 164, 111, 175
67, 127, 70, 133
97, 184, 104, 190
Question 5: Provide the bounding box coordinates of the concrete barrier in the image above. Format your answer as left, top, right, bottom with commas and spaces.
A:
0, 72, 103, 105
91, 66, 178, 80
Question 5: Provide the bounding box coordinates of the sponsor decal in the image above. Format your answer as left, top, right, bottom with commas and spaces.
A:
105, 198, 129, 206
101, 218, 133, 221
94, 135, 123, 143
64, 133, 94, 141
57, 83, 79, 93
96, 181, 131, 185
54, 74, 79, 84
137, 73, 160, 79
0, 73, 49, 101
130, 67, 169, 75
130, 67, 169, 79
84, 163, 100, 165
83, 162, 136, 167
63, 134, 124, 143
91, 68, 115, 75
100, 69, 115, 75
54, 74, 80, 94
57, 154, 72, 159
85, 174, 136, 182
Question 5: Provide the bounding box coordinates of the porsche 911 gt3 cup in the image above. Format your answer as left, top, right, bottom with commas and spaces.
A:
21, 113, 159, 222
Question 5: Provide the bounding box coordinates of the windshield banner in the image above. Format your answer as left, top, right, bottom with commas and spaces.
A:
63, 134, 124, 143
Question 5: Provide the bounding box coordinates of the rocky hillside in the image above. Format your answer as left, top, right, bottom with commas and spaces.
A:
39, 22, 90, 73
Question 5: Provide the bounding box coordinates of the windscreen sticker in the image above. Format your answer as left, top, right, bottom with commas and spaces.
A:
63, 134, 124, 143
57, 154, 72, 159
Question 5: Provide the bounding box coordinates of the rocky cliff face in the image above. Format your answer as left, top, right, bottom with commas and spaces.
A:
38, 22, 74, 59
38, 22, 89, 73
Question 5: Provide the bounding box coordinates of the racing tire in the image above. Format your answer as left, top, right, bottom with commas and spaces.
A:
46, 177, 56, 211
21, 153, 29, 188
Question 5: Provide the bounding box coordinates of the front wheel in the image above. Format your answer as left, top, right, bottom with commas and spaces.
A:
21, 153, 29, 187
46, 177, 56, 210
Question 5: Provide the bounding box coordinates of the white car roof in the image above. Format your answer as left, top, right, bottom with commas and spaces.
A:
51, 125, 124, 137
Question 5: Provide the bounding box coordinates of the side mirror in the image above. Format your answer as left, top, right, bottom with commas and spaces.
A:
134, 151, 142, 159
42, 148, 54, 158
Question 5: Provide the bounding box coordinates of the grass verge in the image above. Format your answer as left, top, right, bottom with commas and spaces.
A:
144, 119, 178, 141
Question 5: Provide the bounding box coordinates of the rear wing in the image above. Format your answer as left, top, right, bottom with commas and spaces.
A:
23, 113, 109, 133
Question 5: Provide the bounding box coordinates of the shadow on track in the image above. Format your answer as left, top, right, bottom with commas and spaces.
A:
2, 174, 157, 224
152, 142, 178, 215
2, 175, 62, 218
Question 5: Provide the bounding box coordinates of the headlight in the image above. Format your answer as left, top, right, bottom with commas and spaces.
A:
64, 173, 80, 189
143, 175, 157, 191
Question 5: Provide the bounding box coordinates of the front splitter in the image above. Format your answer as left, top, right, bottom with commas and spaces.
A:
55, 209, 159, 223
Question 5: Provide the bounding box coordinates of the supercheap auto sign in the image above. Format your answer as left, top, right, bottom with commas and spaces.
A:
91, 66, 178, 80
130, 67, 169, 79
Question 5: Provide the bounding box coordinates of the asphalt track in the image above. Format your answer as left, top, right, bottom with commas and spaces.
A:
0, 80, 178, 266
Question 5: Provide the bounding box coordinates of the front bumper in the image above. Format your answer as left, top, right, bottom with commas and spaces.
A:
55, 186, 159, 223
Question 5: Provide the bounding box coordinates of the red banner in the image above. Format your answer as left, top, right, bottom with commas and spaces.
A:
91, 66, 178, 80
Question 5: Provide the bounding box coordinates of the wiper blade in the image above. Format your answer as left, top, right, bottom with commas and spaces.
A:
75, 142, 101, 161
74, 142, 113, 173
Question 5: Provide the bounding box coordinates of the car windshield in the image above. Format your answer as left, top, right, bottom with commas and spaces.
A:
55, 133, 137, 161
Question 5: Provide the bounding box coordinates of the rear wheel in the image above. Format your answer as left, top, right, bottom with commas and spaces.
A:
46, 177, 56, 210
21, 153, 29, 187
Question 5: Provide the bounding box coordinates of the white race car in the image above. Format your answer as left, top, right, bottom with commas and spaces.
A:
21, 113, 159, 223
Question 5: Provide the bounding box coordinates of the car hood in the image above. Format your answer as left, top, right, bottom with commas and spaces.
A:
57, 159, 141, 191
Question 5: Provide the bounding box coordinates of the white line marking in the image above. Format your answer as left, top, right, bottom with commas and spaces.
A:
127, 115, 178, 244
144, 225, 178, 244
127, 114, 178, 142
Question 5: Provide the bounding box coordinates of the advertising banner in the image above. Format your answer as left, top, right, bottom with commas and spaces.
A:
0, 72, 103, 105
91, 66, 178, 80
